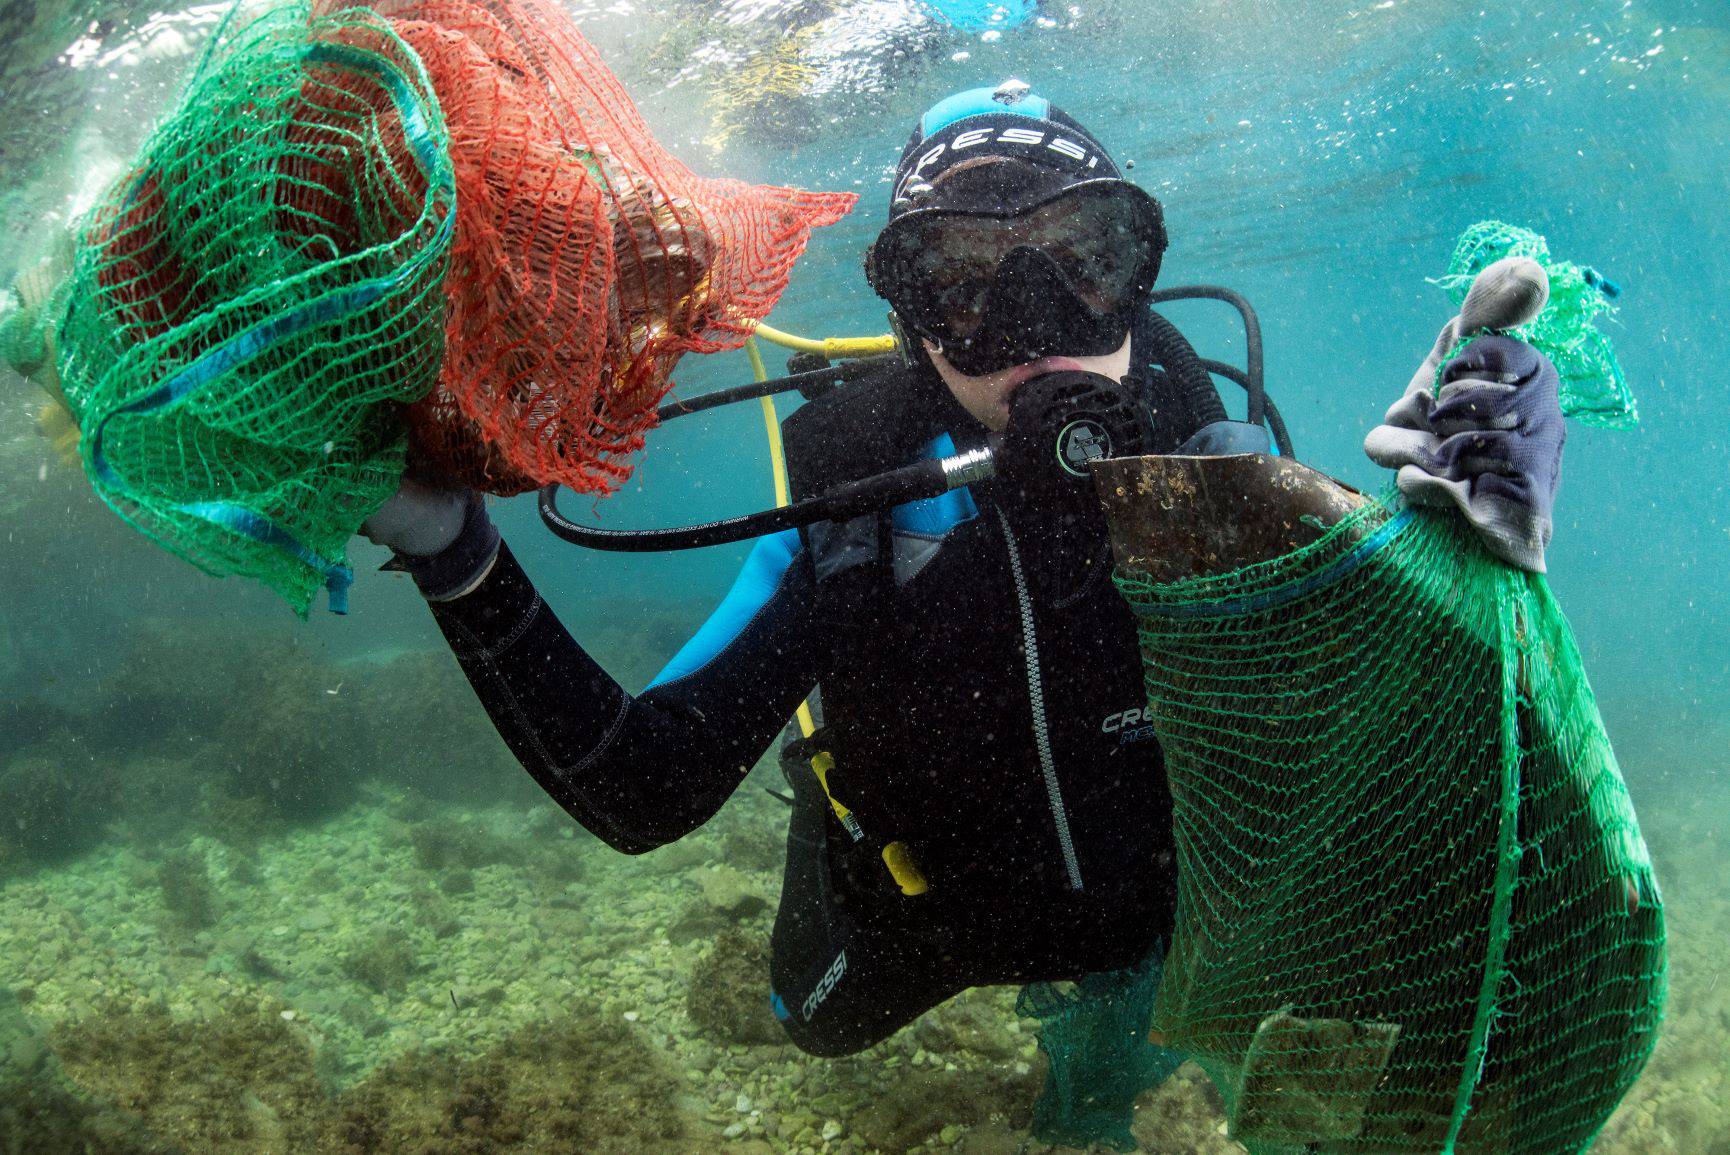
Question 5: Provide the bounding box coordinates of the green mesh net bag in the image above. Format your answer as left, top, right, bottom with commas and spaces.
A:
1106, 492, 1666, 1155
55, 0, 454, 615
1016, 948, 1185, 1151
1432, 221, 1636, 429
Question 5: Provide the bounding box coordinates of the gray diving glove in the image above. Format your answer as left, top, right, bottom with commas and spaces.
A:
359, 477, 501, 601
1364, 256, 1563, 573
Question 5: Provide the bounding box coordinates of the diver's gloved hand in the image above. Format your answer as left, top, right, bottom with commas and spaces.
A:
1365, 256, 1563, 573
360, 477, 501, 601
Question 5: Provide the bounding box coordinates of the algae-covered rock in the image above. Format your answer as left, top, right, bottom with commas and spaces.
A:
437, 866, 474, 895
157, 845, 218, 930
47, 995, 326, 1151
687, 927, 785, 1046
667, 899, 728, 946
406, 882, 463, 939
100, 626, 366, 829
113, 755, 210, 847
697, 864, 769, 921
1129, 1063, 1239, 1154
0, 743, 117, 871
324, 1012, 694, 1153
340, 928, 421, 994
406, 814, 522, 872
720, 824, 785, 873
349, 651, 535, 807
850, 1067, 1038, 1153
914, 993, 1021, 1061
0, 983, 169, 1153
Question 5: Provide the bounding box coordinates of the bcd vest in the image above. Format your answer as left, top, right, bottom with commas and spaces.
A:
773, 318, 1221, 968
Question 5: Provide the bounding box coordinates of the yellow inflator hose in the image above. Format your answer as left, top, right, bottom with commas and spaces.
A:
749, 320, 898, 362
745, 325, 927, 897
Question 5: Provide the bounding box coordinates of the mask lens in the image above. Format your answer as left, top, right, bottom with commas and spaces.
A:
1028, 187, 1152, 310
878, 182, 1159, 343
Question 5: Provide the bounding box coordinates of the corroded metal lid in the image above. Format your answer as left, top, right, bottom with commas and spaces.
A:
1092, 454, 1367, 583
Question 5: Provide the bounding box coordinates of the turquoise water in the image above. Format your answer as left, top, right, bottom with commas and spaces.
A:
0, 1, 1725, 1151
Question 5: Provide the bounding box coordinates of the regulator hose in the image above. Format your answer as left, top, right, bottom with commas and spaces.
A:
1138, 307, 1226, 429
1149, 284, 1267, 431
538, 448, 990, 552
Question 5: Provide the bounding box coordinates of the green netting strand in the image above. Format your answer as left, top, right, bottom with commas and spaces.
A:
1432, 221, 1636, 429
1114, 497, 1666, 1155
56, 0, 454, 615
1017, 947, 1185, 1152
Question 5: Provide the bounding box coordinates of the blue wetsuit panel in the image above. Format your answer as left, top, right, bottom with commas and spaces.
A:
890, 433, 979, 538
648, 528, 803, 689
654, 434, 973, 689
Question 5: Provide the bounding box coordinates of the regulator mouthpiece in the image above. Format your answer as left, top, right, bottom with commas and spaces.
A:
992, 370, 1152, 498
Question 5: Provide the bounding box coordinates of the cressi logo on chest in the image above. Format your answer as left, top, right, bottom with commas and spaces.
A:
1102, 706, 1157, 743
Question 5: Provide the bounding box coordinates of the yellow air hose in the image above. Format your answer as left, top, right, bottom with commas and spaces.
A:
745, 325, 927, 897
748, 319, 898, 361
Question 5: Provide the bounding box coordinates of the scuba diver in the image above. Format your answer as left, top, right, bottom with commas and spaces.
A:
361, 83, 1564, 1056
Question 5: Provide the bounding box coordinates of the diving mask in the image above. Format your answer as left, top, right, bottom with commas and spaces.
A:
868, 178, 1167, 376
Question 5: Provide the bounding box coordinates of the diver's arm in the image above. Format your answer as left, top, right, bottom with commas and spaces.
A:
420, 528, 826, 853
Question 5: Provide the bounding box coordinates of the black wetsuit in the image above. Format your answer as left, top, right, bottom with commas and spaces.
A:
425, 354, 1220, 1056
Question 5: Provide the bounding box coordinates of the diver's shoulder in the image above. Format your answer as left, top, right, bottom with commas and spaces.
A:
783, 356, 924, 433
783, 357, 940, 492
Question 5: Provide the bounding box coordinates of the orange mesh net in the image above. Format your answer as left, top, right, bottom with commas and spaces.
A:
326, 0, 856, 495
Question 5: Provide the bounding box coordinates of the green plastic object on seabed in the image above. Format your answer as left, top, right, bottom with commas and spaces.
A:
0, 232, 75, 384
1432, 220, 1637, 428
0, 288, 56, 381
1109, 494, 1666, 1155
54, 0, 454, 615
1017, 947, 1185, 1151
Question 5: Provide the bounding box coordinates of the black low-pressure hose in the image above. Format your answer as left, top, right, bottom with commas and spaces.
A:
539, 486, 814, 552
1139, 307, 1227, 428
1149, 285, 1266, 430
1199, 359, 1294, 458
538, 447, 992, 552
654, 355, 895, 423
